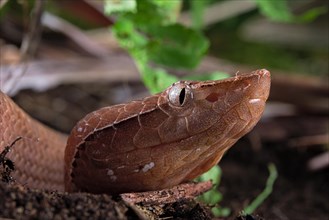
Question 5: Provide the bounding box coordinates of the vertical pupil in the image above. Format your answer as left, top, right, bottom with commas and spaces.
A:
179, 88, 186, 105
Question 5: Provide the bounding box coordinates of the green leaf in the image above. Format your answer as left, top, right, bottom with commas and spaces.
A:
195, 165, 231, 217
200, 188, 222, 205
151, 0, 182, 24
254, 0, 327, 23
112, 19, 148, 53
190, 0, 208, 30
143, 24, 209, 69
104, 0, 137, 14
110, 0, 209, 94
254, 0, 294, 22
297, 6, 328, 23
141, 67, 178, 94
196, 166, 225, 205
211, 206, 231, 217
121, 0, 181, 26
195, 165, 221, 185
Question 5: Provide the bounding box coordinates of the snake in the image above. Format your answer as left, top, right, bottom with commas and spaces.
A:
0, 69, 270, 194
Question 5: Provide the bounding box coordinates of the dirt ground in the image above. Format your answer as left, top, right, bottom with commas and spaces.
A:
219, 137, 328, 219
1, 83, 328, 219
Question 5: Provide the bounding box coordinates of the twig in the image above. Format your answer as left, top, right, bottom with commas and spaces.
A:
42, 12, 110, 57
0, 0, 8, 9
289, 134, 329, 148
308, 152, 329, 171
6, 0, 45, 95
20, 0, 45, 59
121, 181, 212, 205
179, 0, 257, 27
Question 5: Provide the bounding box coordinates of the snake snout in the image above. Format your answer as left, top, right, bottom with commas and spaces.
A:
247, 69, 271, 101
246, 69, 271, 117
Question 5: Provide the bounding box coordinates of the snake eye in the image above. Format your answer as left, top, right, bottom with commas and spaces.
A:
168, 82, 193, 107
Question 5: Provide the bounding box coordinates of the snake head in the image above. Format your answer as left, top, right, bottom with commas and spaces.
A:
65, 69, 271, 194
157, 69, 271, 144
153, 69, 271, 181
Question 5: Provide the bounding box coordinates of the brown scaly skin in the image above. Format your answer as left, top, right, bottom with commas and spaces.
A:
0, 91, 66, 191
65, 69, 271, 194
1, 69, 270, 194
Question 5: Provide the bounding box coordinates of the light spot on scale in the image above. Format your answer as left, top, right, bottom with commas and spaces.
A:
249, 98, 261, 104
107, 169, 117, 182
110, 176, 117, 182
107, 169, 114, 176
77, 127, 83, 132
142, 162, 155, 173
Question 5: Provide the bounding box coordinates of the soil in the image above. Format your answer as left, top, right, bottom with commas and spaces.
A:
0, 83, 328, 219
219, 138, 329, 219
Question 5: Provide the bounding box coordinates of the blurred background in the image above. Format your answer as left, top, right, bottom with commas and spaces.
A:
0, 0, 328, 219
